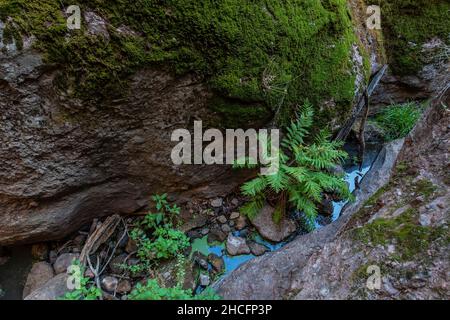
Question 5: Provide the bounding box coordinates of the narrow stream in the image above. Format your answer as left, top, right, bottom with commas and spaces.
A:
193, 143, 382, 289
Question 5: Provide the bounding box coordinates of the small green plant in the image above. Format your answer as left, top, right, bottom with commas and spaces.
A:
128, 279, 221, 300
60, 261, 102, 300
236, 102, 352, 228
374, 102, 423, 141
125, 194, 190, 274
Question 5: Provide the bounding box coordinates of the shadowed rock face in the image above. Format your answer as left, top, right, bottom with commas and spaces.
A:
371, 38, 449, 113
0, 42, 252, 245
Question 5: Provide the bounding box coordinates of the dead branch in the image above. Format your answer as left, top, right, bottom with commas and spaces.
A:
79, 214, 121, 266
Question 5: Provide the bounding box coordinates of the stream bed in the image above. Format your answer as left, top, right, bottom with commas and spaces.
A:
193, 143, 382, 290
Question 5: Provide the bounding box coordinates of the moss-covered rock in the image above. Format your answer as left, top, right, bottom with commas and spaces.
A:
0, 0, 363, 125
374, 0, 450, 75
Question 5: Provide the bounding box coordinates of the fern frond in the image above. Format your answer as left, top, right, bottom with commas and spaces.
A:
281, 102, 314, 150
284, 166, 308, 183
266, 167, 289, 193
241, 176, 268, 197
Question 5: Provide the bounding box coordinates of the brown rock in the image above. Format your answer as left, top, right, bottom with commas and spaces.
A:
0, 60, 254, 246
116, 280, 132, 294
23, 262, 55, 298
235, 216, 248, 230
207, 253, 224, 273
248, 242, 269, 256
24, 273, 70, 300
31, 243, 49, 261
53, 253, 79, 274
226, 234, 250, 256
250, 205, 297, 242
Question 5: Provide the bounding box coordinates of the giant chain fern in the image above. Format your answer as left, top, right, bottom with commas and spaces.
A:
239, 102, 352, 228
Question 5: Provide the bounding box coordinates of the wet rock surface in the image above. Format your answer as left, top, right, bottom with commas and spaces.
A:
226, 234, 250, 256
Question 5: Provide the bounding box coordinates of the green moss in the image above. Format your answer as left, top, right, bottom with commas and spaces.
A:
412, 179, 437, 200
208, 97, 272, 129
1, 0, 360, 125
2, 20, 23, 50
374, 0, 450, 75
354, 207, 445, 261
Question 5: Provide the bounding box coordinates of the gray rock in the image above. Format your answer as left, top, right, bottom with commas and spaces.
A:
101, 276, 119, 293
0, 55, 253, 246
226, 234, 250, 256
53, 253, 79, 275
248, 242, 269, 256
211, 198, 223, 208
250, 204, 297, 242
83, 11, 109, 39
217, 215, 227, 224
230, 212, 240, 220
221, 224, 231, 233
24, 273, 70, 300
193, 252, 208, 270
23, 262, 55, 298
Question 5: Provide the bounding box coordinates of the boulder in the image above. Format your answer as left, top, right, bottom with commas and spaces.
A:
53, 253, 79, 274
250, 205, 297, 242
229, 212, 240, 220
0, 49, 251, 246
116, 280, 132, 294
207, 253, 224, 273
226, 234, 250, 256
101, 276, 119, 293
24, 273, 70, 300
235, 216, 248, 231
248, 242, 269, 256
23, 262, 55, 298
